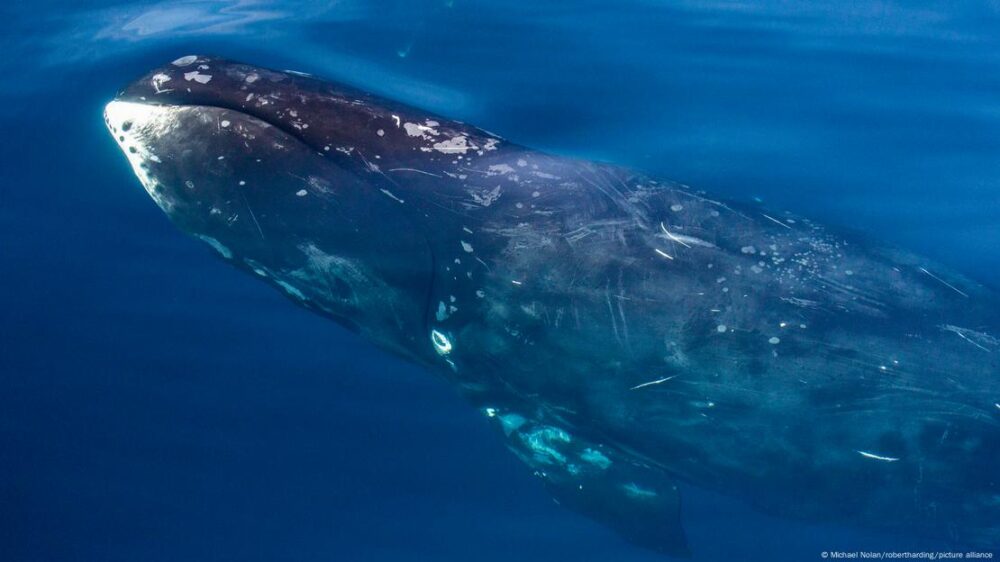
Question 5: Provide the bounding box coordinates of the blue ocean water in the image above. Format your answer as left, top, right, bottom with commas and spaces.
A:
2, 1, 999, 560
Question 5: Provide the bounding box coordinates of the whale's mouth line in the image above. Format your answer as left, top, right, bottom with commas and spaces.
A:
107, 96, 321, 155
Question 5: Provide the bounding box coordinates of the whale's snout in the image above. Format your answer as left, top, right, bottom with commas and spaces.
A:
103, 58, 437, 350
104, 100, 185, 210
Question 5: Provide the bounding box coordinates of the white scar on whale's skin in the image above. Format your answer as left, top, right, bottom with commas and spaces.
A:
856, 450, 899, 462
660, 223, 691, 248
630, 376, 677, 390
940, 324, 997, 352
430, 330, 453, 355
920, 267, 969, 298
654, 248, 674, 260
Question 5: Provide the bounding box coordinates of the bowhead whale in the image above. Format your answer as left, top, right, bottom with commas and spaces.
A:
104, 56, 999, 556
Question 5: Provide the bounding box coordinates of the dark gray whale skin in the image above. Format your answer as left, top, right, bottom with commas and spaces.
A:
105, 56, 1000, 556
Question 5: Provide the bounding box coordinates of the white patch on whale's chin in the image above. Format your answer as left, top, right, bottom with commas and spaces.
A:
104, 100, 182, 211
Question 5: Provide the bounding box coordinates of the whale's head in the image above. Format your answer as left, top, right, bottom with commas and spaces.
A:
104, 55, 466, 356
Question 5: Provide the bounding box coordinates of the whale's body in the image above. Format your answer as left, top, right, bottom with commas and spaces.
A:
105, 56, 1000, 556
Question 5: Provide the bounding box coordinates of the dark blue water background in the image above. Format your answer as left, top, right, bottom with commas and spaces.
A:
2, 1, 999, 560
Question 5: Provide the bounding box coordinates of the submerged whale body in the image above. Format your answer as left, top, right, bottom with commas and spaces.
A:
105, 56, 999, 556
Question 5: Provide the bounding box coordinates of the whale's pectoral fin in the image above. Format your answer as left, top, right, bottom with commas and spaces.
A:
481, 407, 690, 557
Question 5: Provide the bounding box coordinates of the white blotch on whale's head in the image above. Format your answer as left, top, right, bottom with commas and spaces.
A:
150, 73, 171, 92
432, 135, 475, 154
104, 100, 184, 211
487, 163, 515, 175
403, 121, 438, 139
183, 71, 212, 84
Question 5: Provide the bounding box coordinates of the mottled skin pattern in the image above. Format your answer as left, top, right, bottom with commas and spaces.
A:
106, 56, 999, 556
